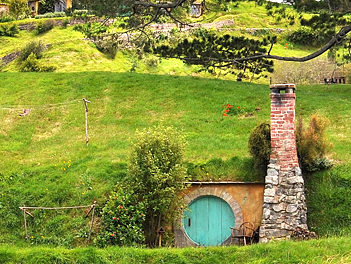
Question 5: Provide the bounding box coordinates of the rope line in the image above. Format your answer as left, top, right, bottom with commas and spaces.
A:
19, 205, 93, 210
0, 99, 82, 111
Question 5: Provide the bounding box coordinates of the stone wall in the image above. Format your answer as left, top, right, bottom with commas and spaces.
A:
259, 84, 308, 242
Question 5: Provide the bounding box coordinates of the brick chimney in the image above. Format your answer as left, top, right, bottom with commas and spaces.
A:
259, 84, 308, 243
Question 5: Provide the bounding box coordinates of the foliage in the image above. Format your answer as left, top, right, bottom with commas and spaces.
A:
76, 0, 134, 18
38, 0, 56, 14
93, 36, 120, 59
61, 18, 70, 28
72, 9, 90, 18
248, 122, 271, 177
35, 12, 66, 19
287, 26, 318, 46
19, 53, 41, 72
19, 52, 56, 72
19, 40, 46, 61
0, 13, 15, 22
127, 125, 188, 247
0, 23, 19, 36
9, 0, 28, 19
95, 185, 145, 247
73, 22, 107, 38
153, 29, 275, 80
296, 114, 333, 172
36, 19, 55, 35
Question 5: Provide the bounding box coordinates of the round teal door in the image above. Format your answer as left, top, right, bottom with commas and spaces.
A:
182, 195, 235, 246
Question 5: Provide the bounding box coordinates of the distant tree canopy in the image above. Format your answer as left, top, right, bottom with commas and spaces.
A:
73, 0, 351, 78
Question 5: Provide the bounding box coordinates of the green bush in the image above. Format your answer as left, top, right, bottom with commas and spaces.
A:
73, 22, 107, 38
20, 53, 56, 72
61, 18, 70, 28
35, 12, 65, 19
36, 19, 55, 34
0, 13, 15, 22
127, 125, 188, 247
288, 26, 315, 45
248, 122, 271, 177
19, 40, 46, 61
94, 37, 119, 59
296, 114, 333, 172
95, 186, 145, 247
72, 9, 89, 18
0, 23, 19, 36
19, 53, 41, 72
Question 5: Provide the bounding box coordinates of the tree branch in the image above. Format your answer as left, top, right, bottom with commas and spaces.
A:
236, 25, 351, 62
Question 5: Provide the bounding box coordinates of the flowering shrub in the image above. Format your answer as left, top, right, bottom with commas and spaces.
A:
95, 186, 145, 247
222, 102, 247, 117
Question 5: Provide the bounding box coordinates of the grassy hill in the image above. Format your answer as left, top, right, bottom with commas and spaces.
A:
1, 1, 351, 262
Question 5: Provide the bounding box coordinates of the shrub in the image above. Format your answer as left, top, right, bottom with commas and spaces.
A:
9, 0, 29, 20
0, 23, 19, 36
72, 9, 89, 18
287, 26, 317, 46
248, 122, 271, 177
19, 53, 41, 72
61, 18, 70, 28
127, 125, 188, 247
73, 22, 107, 38
35, 12, 65, 19
296, 114, 333, 172
95, 186, 145, 247
19, 40, 46, 61
19, 53, 56, 72
36, 19, 55, 34
0, 13, 15, 23
94, 36, 119, 59
143, 55, 159, 68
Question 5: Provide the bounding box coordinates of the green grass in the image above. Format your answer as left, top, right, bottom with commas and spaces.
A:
1, 237, 351, 263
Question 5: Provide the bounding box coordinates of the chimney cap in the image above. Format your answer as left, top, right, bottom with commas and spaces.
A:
270, 84, 296, 94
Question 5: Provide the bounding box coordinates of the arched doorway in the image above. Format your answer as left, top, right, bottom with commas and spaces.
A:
182, 195, 235, 246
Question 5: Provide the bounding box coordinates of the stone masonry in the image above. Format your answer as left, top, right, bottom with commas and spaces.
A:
259, 84, 308, 242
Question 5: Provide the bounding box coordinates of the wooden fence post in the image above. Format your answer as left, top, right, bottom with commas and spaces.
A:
88, 201, 97, 241
22, 204, 28, 242
82, 98, 91, 146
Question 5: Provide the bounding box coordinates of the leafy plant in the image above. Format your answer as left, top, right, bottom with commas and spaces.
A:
248, 122, 271, 177
19, 52, 56, 72
127, 125, 188, 247
9, 0, 29, 19
73, 22, 107, 38
36, 19, 55, 35
20, 53, 41, 72
19, 40, 46, 61
95, 186, 145, 247
0, 14, 15, 23
0, 23, 19, 37
296, 114, 333, 172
